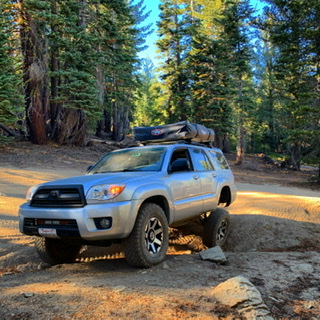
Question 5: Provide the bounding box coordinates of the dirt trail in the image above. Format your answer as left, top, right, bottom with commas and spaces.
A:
0, 165, 320, 319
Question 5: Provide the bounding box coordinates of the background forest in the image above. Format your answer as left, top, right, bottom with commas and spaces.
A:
0, 0, 319, 173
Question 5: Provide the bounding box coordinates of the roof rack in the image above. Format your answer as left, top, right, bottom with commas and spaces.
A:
138, 139, 214, 148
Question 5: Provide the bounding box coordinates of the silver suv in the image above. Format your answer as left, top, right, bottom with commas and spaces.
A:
19, 142, 236, 268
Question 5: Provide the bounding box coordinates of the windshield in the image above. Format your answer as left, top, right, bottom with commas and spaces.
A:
89, 147, 167, 173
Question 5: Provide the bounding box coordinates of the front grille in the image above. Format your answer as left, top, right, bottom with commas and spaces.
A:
30, 185, 86, 207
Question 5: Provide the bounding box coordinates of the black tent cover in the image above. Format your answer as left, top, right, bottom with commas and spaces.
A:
133, 121, 215, 143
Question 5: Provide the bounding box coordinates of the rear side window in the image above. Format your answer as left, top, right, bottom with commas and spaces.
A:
209, 150, 230, 169
190, 148, 214, 171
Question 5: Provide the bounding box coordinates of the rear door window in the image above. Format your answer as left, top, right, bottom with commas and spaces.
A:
190, 148, 214, 171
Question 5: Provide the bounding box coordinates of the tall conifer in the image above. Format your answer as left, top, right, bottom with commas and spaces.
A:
263, 0, 320, 169
221, 0, 254, 163
0, 0, 23, 127
157, 0, 192, 122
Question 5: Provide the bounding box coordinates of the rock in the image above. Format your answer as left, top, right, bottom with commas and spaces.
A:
112, 286, 126, 292
2, 272, 15, 276
211, 275, 274, 320
22, 292, 34, 298
119, 136, 137, 147
200, 246, 227, 264
16, 263, 34, 273
37, 262, 51, 270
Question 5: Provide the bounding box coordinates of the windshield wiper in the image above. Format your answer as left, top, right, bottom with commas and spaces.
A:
94, 169, 139, 173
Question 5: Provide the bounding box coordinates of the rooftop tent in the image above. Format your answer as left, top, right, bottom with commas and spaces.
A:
134, 121, 215, 143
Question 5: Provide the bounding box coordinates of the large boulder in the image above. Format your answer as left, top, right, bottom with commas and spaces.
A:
211, 275, 274, 319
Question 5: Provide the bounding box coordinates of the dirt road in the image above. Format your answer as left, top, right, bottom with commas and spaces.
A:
0, 166, 320, 319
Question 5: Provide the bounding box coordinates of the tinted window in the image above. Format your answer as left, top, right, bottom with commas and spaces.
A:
191, 149, 214, 171
209, 150, 230, 169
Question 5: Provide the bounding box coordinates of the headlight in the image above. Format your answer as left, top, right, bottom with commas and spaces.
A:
26, 185, 39, 204
86, 184, 125, 202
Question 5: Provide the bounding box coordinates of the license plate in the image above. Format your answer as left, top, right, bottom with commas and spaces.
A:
38, 228, 58, 238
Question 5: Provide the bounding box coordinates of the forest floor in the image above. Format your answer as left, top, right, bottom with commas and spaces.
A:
0, 140, 320, 319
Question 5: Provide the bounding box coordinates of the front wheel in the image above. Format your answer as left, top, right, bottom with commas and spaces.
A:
35, 237, 82, 265
123, 203, 169, 268
203, 208, 231, 248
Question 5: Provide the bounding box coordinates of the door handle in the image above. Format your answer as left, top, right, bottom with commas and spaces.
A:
193, 175, 199, 180
212, 173, 217, 177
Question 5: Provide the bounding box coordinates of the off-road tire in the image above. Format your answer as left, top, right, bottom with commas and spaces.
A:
35, 237, 82, 265
203, 208, 231, 248
123, 203, 169, 268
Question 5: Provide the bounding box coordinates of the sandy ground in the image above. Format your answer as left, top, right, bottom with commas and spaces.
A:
0, 143, 320, 319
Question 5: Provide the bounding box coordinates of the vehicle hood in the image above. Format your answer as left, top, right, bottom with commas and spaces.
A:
37, 172, 159, 193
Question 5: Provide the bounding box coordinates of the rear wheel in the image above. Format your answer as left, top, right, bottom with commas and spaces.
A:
123, 203, 169, 268
203, 208, 231, 248
35, 237, 82, 265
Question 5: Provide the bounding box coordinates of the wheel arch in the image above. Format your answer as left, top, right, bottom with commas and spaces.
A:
218, 186, 231, 207
141, 196, 170, 222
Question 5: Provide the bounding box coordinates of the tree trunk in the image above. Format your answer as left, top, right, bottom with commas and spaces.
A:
95, 64, 106, 137
214, 133, 223, 150
222, 137, 230, 154
19, 0, 48, 145
112, 101, 122, 141
0, 124, 20, 137
57, 108, 86, 146
53, 0, 88, 146
235, 117, 245, 165
290, 143, 301, 171
49, 1, 60, 140
235, 74, 245, 165
111, 72, 123, 141
104, 109, 112, 134
215, 134, 230, 153
123, 105, 130, 137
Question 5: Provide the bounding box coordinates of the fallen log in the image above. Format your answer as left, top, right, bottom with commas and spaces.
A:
0, 123, 20, 137
86, 137, 137, 148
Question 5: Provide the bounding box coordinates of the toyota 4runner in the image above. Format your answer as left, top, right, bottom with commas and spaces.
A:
19, 124, 236, 268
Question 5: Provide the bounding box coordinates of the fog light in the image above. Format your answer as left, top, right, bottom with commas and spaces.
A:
94, 217, 112, 230
100, 218, 111, 229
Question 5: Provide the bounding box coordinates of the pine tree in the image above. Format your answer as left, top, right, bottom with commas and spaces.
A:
189, 32, 234, 150
107, 1, 138, 141
1, 0, 145, 144
90, 0, 141, 141
252, 34, 285, 153
0, 0, 23, 128
216, 0, 255, 162
263, 0, 320, 170
156, 0, 192, 122
133, 58, 160, 126
19, 0, 50, 145
188, 0, 232, 150
48, 0, 100, 145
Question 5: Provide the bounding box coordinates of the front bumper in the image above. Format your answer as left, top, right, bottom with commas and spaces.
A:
19, 200, 139, 241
